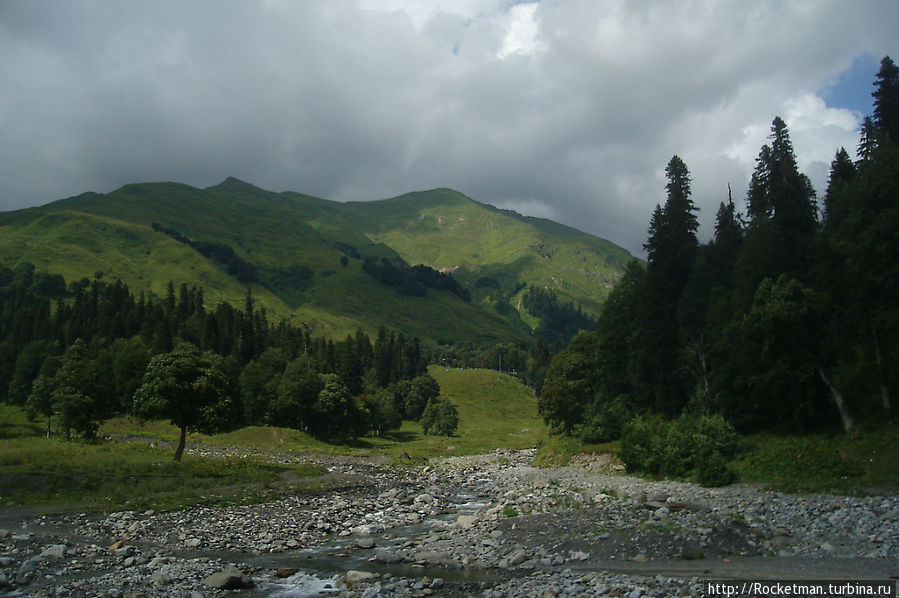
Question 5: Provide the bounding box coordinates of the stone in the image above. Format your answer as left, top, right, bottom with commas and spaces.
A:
772, 528, 790, 537
508, 549, 529, 566
452, 514, 479, 530
356, 537, 376, 549
41, 544, 67, 559
18, 557, 39, 576
184, 538, 202, 548
346, 570, 379, 586
202, 567, 254, 590
276, 567, 299, 578
108, 540, 125, 553
569, 550, 589, 561
151, 571, 173, 586
375, 550, 405, 564
362, 585, 382, 598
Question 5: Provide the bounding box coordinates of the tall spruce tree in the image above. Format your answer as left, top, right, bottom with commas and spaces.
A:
739, 117, 817, 291
639, 155, 699, 416
872, 56, 899, 146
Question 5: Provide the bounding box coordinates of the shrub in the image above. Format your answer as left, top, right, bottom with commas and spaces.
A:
575, 395, 635, 443
420, 398, 459, 436
697, 450, 737, 487
618, 416, 656, 472
619, 413, 738, 486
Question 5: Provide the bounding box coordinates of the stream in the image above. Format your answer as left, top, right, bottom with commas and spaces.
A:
246, 491, 493, 596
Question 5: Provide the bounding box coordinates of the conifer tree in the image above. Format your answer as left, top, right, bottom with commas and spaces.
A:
873, 56, 899, 146
639, 155, 699, 415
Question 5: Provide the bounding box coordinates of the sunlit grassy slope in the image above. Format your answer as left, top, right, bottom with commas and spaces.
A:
0, 178, 631, 343
341, 189, 632, 315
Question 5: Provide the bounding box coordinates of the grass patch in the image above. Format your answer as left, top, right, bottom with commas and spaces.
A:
679, 549, 706, 560
1, 408, 325, 511
0, 403, 46, 439
732, 428, 899, 494
534, 435, 583, 467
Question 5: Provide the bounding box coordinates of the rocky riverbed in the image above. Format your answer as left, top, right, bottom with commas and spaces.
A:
1, 448, 897, 597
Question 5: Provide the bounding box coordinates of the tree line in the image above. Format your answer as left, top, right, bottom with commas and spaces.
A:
0, 268, 459, 456
538, 57, 899, 471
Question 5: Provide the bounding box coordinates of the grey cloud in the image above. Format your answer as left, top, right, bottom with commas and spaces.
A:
1, 0, 898, 255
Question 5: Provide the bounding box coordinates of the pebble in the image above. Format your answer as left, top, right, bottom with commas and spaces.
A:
0, 448, 894, 598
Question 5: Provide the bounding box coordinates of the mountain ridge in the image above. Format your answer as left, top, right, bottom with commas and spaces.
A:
0, 178, 632, 346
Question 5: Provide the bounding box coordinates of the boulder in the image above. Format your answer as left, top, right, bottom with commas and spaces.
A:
41, 544, 67, 559
276, 567, 299, 578
202, 567, 254, 590
452, 514, 479, 530
346, 570, 379, 586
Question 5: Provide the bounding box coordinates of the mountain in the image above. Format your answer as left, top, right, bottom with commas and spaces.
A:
0, 178, 632, 346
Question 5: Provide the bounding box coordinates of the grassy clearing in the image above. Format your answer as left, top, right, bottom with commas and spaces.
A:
1, 408, 323, 511
732, 428, 899, 494
1, 367, 546, 509
532, 424, 899, 494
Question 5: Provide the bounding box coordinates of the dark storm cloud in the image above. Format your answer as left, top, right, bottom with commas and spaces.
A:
2, 0, 897, 254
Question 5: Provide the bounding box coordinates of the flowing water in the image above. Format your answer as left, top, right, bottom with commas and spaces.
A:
248, 490, 492, 596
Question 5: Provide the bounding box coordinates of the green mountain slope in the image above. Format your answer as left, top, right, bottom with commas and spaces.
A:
0, 179, 631, 345
338, 189, 630, 316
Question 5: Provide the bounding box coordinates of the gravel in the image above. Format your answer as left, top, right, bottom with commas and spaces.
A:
1, 448, 896, 597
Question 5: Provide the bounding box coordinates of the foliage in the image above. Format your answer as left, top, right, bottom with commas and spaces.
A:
619, 413, 738, 486
152, 222, 257, 282
132, 343, 240, 460
574, 395, 635, 444
731, 428, 898, 493
521, 285, 595, 346
420, 397, 459, 436
537, 344, 596, 435
362, 257, 471, 301
541, 56, 899, 452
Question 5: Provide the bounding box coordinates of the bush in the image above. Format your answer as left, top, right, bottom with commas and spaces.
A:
619, 413, 738, 486
697, 451, 737, 487
618, 416, 656, 472
575, 395, 635, 443
420, 398, 459, 436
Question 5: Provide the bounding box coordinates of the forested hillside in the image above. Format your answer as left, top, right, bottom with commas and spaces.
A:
539, 57, 899, 482
0, 267, 464, 455
0, 182, 628, 350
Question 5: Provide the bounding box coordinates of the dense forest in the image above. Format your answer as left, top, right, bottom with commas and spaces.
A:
0, 268, 459, 456
538, 57, 899, 481
0, 258, 585, 457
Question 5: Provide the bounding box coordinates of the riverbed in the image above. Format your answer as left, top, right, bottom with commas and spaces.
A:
1, 448, 896, 597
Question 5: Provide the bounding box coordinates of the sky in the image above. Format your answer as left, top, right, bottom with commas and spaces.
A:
1, 1, 897, 255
